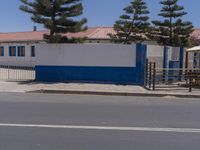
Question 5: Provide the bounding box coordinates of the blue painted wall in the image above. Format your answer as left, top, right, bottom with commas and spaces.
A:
168, 60, 180, 82
179, 47, 184, 80
163, 46, 169, 69
36, 66, 138, 84
163, 46, 169, 82
35, 44, 147, 85
135, 43, 147, 85
179, 47, 184, 69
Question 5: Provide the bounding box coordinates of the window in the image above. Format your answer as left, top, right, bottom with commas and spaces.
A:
9, 46, 16, 56
0, 47, 4, 56
18, 46, 25, 57
31, 46, 35, 57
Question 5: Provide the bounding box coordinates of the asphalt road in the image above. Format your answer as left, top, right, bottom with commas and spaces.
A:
0, 92, 200, 150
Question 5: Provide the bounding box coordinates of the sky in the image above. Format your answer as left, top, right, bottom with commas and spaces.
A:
0, 0, 199, 32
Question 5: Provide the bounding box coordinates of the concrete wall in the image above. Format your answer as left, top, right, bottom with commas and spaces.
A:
147, 45, 164, 68
147, 45, 184, 69
35, 44, 136, 67
35, 43, 147, 84
0, 42, 184, 70
168, 47, 180, 61
0, 43, 35, 66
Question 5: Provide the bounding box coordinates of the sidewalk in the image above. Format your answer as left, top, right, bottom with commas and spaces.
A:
0, 81, 199, 98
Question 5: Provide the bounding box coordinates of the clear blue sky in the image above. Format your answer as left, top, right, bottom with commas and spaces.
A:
0, 0, 199, 32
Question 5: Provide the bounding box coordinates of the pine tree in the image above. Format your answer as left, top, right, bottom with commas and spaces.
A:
20, 0, 87, 43
109, 0, 150, 44
151, 0, 193, 47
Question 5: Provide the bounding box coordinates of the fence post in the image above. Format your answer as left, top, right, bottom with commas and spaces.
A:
144, 59, 148, 88
189, 69, 192, 92
153, 62, 156, 91
8, 65, 10, 80
149, 62, 152, 89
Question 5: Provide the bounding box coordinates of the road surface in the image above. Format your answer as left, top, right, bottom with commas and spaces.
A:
0, 92, 200, 150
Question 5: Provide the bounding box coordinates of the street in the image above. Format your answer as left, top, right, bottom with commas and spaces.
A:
0, 93, 200, 150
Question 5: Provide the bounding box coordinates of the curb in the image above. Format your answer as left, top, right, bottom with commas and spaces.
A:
27, 90, 200, 99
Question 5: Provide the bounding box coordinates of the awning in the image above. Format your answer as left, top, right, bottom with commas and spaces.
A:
186, 46, 200, 52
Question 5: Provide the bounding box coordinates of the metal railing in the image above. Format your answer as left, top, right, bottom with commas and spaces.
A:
0, 65, 35, 81
185, 69, 200, 92
145, 61, 200, 92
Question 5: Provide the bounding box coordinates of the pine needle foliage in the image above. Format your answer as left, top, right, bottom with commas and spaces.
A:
109, 0, 150, 44
20, 0, 87, 43
151, 0, 193, 47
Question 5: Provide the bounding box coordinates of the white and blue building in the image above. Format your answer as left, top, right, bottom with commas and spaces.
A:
0, 42, 186, 85
34, 43, 185, 85
0, 43, 36, 66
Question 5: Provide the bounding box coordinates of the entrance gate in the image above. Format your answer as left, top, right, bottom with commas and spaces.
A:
145, 61, 200, 92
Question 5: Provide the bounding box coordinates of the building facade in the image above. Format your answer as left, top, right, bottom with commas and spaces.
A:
0, 27, 196, 68
0, 43, 35, 66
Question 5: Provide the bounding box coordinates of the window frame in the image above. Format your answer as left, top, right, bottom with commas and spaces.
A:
9, 46, 16, 57
17, 46, 25, 57
0, 46, 4, 57
31, 46, 35, 57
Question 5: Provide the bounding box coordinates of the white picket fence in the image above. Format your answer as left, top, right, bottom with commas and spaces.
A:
0, 65, 35, 81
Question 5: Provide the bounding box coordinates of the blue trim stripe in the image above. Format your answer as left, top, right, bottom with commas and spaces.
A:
179, 47, 184, 80
135, 43, 147, 85
163, 46, 169, 82
163, 46, 168, 68
36, 66, 139, 84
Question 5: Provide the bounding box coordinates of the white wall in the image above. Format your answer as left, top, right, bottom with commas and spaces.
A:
147, 45, 164, 68
147, 45, 164, 57
36, 44, 136, 67
0, 43, 35, 66
168, 47, 180, 61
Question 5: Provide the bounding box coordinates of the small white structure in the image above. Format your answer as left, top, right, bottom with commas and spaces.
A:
187, 46, 200, 52
186, 46, 200, 68
0, 43, 36, 66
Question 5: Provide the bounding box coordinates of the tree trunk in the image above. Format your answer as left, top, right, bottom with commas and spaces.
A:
49, 0, 56, 43
169, 16, 172, 46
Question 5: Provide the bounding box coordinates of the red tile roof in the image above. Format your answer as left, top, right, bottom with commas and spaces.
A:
0, 30, 48, 42
0, 27, 199, 43
191, 28, 200, 41
0, 27, 115, 43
